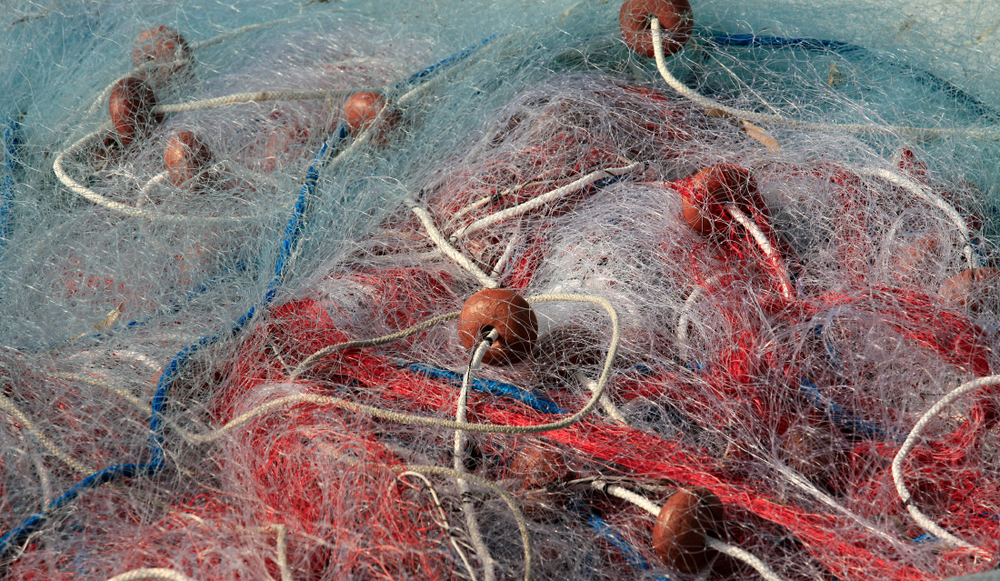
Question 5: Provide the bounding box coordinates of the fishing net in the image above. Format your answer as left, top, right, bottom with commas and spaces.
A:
1, 0, 999, 579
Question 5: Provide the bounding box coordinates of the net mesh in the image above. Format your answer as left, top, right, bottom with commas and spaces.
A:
1, 0, 999, 580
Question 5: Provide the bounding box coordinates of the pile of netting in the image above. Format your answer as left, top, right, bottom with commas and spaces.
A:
1, 0, 1000, 579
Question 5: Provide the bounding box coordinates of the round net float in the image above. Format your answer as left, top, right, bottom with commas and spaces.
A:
779, 422, 843, 493
619, 0, 693, 58
109, 76, 163, 147
677, 164, 763, 236
261, 124, 309, 173
508, 445, 572, 490
343, 91, 399, 140
458, 288, 538, 366
164, 130, 212, 188
652, 487, 724, 575
892, 233, 940, 276
132, 25, 190, 68
939, 267, 1000, 312
344, 92, 384, 131
507, 445, 572, 519
131, 26, 191, 88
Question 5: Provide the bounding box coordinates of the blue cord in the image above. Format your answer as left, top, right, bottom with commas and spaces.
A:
61, 37, 495, 347
682, 357, 888, 440
587, 513, 673, 580
709, 33, 1000, 122
0, 36, 497, 554
710, 33, 859, 53
1, 117, 19, 252
805, 323, 893, 440
799, 378, 889, 440
405, 363, 566, 415
151, 122, 348, 468
0, 124, 347, 558
402, 36, 494, 86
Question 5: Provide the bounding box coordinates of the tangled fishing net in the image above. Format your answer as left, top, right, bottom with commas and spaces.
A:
2, 0, 1000, 579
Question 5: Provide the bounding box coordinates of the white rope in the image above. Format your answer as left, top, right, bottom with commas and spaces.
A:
489, 235, 520, 279
203, 294, 618, 437
86, 16, 301, 116
591, 478, 786, 581
455, 332, 499, 581
452, 162, 644, 240
152, 88, 366, 114
53, 130, 260, 224
104, 569, 196, 581
443, 177, 564, 233
574, 372, 628, 425
260, 523, 293, 581
445, 193, 494, 229
412, 163, 644, 287
111, 349, 164, 373
400, 464, 532, 581
725, 205, 795, 300
289, 311, 461, 380
705, 537, 786, 581
138, 171, 169, 205
134, 518, 290, 580
67, 49, 374, 224
772, 461, 904, 548
54, 115, 355, 223
650, 19, 1000, 140
407, 202, 498, 288
188, 18, 297, 51
398, 471, 480, 581
86, 58, 188, 116
876, 212, 912, 275
396, 48, 483, 107
0, 392, 96, 476
322, 96, 398, 171
676, 275, 719, 362
591, 480, 661, 516
29, 444, 54, 506
857, 166, 980, 269
52, 372, 152, 415
676, 285, 704, 361
891, 374, 1000, 553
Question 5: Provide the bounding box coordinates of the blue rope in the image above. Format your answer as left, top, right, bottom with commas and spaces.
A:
151, 122, 348, 468
587, 513, 672, 580
805, 324, 893, 440
70, 38, 494, 346
0, 462, 150, 557
799, 378, 889, 440
0, 124, 347, 558
710, 33, 859, 53
403, 36, 494, 86
682, 356, 888, 440
1, 117, 19, 252
0, 35, 494, 553
405, 363, 566, 415
709, 33, 1000, 122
